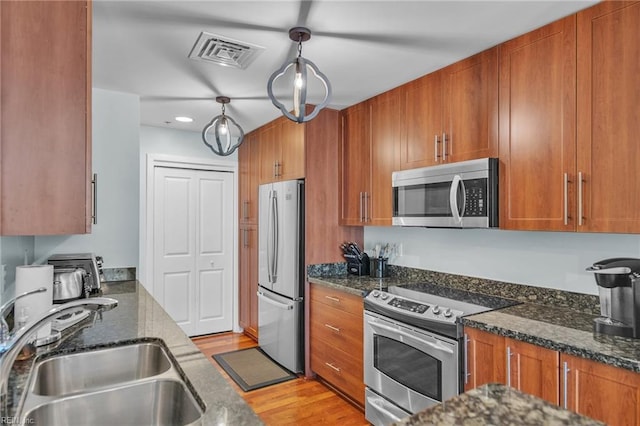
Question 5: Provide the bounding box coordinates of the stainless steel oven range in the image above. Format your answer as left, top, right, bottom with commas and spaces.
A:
363, 284, 518, 425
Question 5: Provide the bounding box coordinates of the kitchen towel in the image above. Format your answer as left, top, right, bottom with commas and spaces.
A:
15, 265, 54, 340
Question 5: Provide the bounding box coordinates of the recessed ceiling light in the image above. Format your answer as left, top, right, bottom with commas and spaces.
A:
175, 116, 193, 123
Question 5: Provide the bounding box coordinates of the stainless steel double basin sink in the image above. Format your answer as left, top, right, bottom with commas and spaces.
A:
18, 340, 204, 425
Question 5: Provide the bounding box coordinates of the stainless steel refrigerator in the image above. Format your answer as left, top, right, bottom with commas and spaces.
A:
258, 179, 304, 373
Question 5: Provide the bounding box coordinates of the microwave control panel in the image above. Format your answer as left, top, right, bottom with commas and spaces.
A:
463, 178, 487, 217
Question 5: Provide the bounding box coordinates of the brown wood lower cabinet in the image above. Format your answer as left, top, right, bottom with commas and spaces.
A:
238, 225, 258, 340
563, 353, 640, 426
506, 338, 559, 405
309, 283, 364, 407
464, 327, 506, 390
465, 327, 640, 425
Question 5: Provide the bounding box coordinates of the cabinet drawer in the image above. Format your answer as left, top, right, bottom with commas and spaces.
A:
310, 303, 363, 355
310, 284, 363, 316
311, 340, 365, 406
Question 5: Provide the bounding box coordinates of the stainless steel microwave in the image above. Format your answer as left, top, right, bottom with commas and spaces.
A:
392, 158, 498, 228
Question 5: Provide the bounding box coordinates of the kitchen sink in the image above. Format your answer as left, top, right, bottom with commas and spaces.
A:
22, 379, 202, 426
18, 340, 204, 425
31, 341, 172, 396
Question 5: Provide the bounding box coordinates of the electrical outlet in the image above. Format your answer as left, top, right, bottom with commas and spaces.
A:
397, 243, 403, 257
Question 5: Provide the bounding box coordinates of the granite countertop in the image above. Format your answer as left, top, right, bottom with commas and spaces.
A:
308, 263, 640, 373
393, 384, 604, 426
8, 281, 263, 425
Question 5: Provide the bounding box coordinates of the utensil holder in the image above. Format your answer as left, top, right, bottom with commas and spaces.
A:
370, 257, 389, 278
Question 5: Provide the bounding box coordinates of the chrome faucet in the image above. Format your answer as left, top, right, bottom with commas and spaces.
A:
0, 288, 48, 343
0, 296, 118, 415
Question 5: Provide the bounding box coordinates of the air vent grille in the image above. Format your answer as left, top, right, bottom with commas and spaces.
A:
188, 32, 264, 69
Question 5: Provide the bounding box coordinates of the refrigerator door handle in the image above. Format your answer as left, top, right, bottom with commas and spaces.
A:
257, 290, 293, 310
266, 190, 274, 283
272, 193, 279, 282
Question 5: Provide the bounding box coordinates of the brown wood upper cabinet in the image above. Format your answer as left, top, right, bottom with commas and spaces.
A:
499, 15, 577, 232
401, 47, 498, 170
238, 133, 258, 224
0, 1, 92, 235
501, 2, 640, 233
339, 90, 401, 226
257, 118, 305, 184
576, 1, 640, 233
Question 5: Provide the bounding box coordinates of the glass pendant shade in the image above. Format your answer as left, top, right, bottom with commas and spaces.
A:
202, 97, 244, 156
267, 27, 332, 123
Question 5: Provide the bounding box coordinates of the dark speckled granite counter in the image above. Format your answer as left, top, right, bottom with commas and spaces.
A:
308, 263, 640, 373
8, 281, 263, 425
393, 384, 604, 426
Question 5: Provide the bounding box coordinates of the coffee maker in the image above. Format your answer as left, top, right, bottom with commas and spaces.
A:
588, 258, 640, 338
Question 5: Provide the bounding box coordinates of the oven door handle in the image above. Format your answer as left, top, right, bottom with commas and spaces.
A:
368, 320, 454, 355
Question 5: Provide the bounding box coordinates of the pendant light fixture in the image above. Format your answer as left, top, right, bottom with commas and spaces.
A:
267, 27, 332, 123
202, 96, 244, 156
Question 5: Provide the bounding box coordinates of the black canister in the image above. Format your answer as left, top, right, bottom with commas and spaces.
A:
370, 257, 388, 278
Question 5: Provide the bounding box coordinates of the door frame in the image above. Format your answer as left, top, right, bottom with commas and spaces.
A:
141, 153, 240, 333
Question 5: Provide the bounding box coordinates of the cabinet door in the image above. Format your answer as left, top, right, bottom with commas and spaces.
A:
279, 118, 305, 181
238, 225, 258, 340
258, 123, 279, 184
464, 327, 506, 391
442, 47, 498, 163
339, 103, 370, 226
1, 1, 91, 235
369, 89, 401, 226
506, 338, 559, 405
238, 134, 251, 223
498, 16, 577, 231
401, 72, 442, 169
562, 353, 640, 426
576, 1, 640, 233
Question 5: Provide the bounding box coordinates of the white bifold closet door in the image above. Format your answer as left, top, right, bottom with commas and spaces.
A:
153, 166, 234, 336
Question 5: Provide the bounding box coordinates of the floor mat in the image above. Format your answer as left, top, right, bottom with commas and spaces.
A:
213, 347, 297, 392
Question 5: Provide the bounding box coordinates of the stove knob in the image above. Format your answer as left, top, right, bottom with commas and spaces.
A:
380, 293, 389, 300
371, 290, 380, 298
443, 308, 453, 318
431, 305, 441, 315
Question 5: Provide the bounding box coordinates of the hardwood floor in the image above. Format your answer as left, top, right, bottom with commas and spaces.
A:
192, 333, 369, 426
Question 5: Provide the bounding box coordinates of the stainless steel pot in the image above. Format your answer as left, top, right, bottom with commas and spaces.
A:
53, 268, 87, 302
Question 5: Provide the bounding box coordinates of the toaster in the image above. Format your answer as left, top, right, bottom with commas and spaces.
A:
48, 253, 104, 301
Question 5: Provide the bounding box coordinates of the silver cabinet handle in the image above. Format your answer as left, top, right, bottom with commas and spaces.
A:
364, 192, 369, 222
324, 295, 340, 303
578, 172, 584, 226
325, 362, 341, 373
324, 324, 341, 333
563, 173, 569, 226
243, 229, 249, 248
242, 200, 249, 220
359, 192, 364, 222
434, 135, 440, 162
276, 161, 282, 177
442, 132, 448, 160
563, 361, 570, 409
91, 173, 97, 225
506, 346, 513, 388
464, 333, 470, 385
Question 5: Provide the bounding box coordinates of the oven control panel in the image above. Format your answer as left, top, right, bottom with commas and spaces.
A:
366, 290, 463, 323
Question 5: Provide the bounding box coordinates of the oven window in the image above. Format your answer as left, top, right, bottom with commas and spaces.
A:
393, 182, 452, 217
373, 335, 442, 401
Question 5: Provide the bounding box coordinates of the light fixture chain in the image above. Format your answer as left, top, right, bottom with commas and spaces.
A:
297, 38, 303, 57
221, 103, 226, 115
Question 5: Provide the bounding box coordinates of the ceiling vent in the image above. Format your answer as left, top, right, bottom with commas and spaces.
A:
188, 32, 265, 69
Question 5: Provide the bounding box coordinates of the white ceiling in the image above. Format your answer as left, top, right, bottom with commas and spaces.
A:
93, 0, 597, 134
